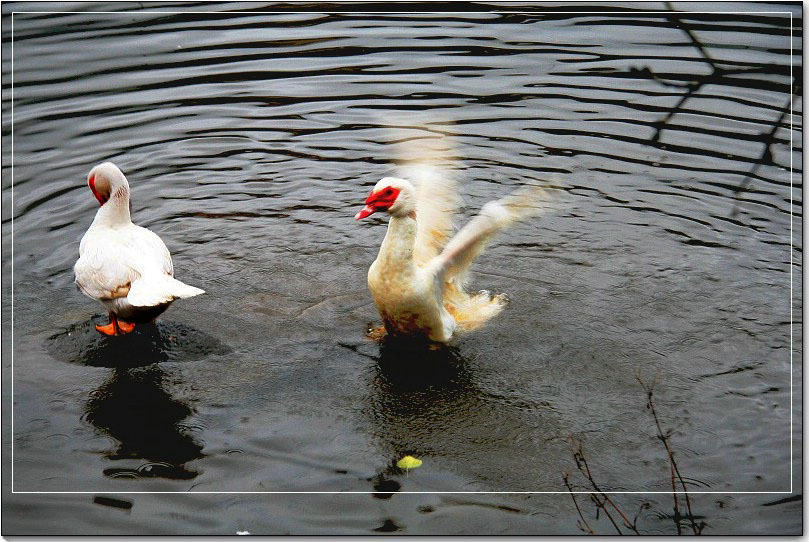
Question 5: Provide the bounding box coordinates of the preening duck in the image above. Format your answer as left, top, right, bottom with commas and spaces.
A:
356, 166, 548, 343
74, 162, 204, 335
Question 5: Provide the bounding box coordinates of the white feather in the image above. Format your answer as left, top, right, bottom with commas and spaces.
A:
127, 275, 205, 307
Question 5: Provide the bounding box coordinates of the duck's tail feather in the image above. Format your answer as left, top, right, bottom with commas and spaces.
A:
443, 280, 510, 332
127, 275, 205, 307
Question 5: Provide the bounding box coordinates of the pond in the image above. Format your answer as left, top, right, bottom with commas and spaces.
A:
1, 2, 802, 535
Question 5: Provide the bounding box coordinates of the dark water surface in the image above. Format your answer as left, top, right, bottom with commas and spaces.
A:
1, 1, 802, 535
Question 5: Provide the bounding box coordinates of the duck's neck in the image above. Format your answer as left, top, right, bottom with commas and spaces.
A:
378, 214, 416, 270
92, 189, 131, 228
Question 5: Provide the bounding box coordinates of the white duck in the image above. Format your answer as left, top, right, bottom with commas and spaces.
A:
356, 167, 547, 343
74, 162, 205, 336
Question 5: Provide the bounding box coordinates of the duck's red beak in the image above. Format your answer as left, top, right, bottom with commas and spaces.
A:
355, 205, 376, 220
88, 173, 107, 206
355, 186, 399, 220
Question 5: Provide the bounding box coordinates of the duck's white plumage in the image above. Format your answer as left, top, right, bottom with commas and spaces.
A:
74, 162, 203, 331
358, 166, 549, 343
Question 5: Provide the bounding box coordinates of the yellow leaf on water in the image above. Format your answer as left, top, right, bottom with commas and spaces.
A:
397, 455, 423, 470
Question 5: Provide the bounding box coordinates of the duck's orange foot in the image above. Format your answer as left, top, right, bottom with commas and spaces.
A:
366, 323, 387, 342
95, 315, 135, 336
95, 322, 118, 336
117, 320, 136, 333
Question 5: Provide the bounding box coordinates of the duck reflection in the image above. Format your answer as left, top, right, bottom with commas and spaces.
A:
365, 336, 562, 493
366, 338, 474, 496
84, 364, 204, 480
46, 317, 230, 481
374, 337, 472, 396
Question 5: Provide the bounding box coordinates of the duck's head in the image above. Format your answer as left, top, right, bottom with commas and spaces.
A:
355, 177, 416, 220
88, 162, 129, 206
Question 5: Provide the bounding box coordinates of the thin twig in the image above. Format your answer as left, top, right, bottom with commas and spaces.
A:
669, 454, 682, 535
637, 374, 703, 535
633, 501, 651, 532
589, 493, 623, 535
571, 438, 641, 535
564, 473, 596, 535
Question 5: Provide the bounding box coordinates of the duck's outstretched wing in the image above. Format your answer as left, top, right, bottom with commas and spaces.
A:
410, 165, 462, 266
430, 183, 552, 287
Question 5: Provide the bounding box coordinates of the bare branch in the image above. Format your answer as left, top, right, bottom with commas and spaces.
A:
570, 438, 641, 535
637, 374, 702, 535
564, 473, 596, 535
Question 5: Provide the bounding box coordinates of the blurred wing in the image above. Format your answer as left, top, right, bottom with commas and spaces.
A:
432, 183, 553, 287
410, 165, 461, 266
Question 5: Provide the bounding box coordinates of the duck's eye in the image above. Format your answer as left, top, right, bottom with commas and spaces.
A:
384, 188, 393, 196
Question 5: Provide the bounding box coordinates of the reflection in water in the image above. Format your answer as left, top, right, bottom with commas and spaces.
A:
366, 336, 563, 493
84, 365, 204, 480
367, 339, 474, 496
375, 337, 472, 394
372, 337, 477, 447
46, 317, 229, 480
